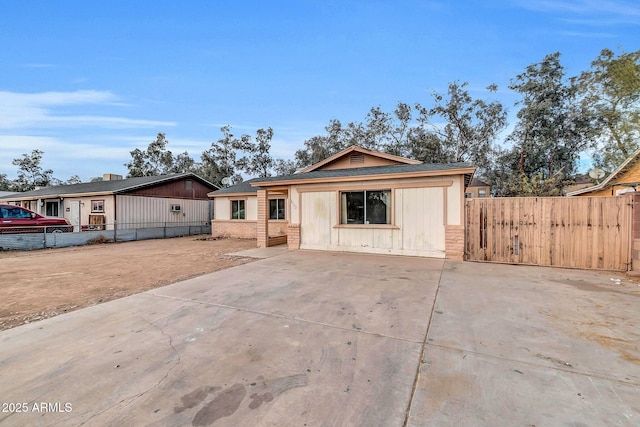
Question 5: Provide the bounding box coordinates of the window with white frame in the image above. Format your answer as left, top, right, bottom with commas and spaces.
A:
269, 199, 285, 220
340, 190, 391, 225
91, 200, 105, 213
231, 200, 245, 220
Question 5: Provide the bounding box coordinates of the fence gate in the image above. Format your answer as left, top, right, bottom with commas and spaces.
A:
465, 196, 632, 271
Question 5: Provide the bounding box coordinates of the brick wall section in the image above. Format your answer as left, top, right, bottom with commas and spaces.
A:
445, 225, 465, 261
634, 193, 640, 239
268, 220, 288, 236
256, 190, 268, 248
287, 224, 300, 250
633, 194, 640, 271
212, 220, 256, 239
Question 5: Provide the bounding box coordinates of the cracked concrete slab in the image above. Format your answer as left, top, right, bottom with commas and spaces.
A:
0, 250, 438, 426
226, 245, 289, 259
409, 345, 640, 426
408, 260, 640, 426
1, 251, 638, 426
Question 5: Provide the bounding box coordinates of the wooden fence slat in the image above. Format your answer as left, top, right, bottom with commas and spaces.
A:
465, 196, 631, 271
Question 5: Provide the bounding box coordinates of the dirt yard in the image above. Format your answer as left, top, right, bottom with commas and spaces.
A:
0, 237, 258, 331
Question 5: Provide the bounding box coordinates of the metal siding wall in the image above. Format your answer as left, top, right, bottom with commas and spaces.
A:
117, 195, 210, 229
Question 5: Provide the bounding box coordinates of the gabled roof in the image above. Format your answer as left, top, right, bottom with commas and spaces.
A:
567, 148, 640, 196
209, 146, 475, 197
469, 178, 489, 187
252, 162, 476, 187
208, 178, 261, 196
300, 145, 421, 173
0, 173, 217, 201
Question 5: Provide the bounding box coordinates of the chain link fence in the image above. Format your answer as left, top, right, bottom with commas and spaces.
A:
0, 221, 212, 251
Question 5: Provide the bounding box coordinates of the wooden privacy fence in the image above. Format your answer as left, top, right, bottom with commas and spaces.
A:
465, 196, 632, 271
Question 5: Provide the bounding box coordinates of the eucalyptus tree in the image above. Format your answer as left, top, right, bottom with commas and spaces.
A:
577, 48, 640, 172
126, 133, 180, 177
492, 52, 595, 196
414, 81, 507, 172
12, 149, 55, 191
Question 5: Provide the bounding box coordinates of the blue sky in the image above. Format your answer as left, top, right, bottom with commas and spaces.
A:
1, 0, 638, 181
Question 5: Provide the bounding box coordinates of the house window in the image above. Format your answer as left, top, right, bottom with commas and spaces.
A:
340, 190, 391, 225
465, 192, 474, 198
478, 189, 486, 198
91, 200, 105, 213
45, 201, 59, 217
185, 179, 193, 190
231, 200, 245, 220
269, 199, 286, 220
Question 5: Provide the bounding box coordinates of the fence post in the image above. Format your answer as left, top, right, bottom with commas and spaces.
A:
43, 226, 47, 249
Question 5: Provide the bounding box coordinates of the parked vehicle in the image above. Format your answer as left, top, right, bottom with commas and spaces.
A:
0, 203, 73, 233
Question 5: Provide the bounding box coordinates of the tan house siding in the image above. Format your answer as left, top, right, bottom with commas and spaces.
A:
316, 153, 406, 171
295, 178, 453, 258
63, 196, 115, 230
466, 185, 490, 198
580, 188, 616, 197
209, 147, 472, 259
573, 153, 640, 196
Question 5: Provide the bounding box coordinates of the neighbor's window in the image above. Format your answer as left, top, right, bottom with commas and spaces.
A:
269, 199, 286, 220
478, 189, 486, 198
231, 200, 245, 220
185, 179, 193, 190
91, 200, 105, 213
340, 190, 391, 225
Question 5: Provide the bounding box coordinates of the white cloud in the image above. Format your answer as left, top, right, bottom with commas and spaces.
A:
0, 90, 175, 129
22, 63, 57, 68
513, 0, 640, 24
0, 134, 139, 181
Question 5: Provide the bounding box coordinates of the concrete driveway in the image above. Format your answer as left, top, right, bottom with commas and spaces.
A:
0, 250, 638, 426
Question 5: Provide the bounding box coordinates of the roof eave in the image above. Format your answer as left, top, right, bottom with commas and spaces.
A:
251, 167, 477, 187
208, 191, 256, 198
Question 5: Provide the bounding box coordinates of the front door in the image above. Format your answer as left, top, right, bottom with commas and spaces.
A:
69, 201, 81, 232
45, 201, 59, 217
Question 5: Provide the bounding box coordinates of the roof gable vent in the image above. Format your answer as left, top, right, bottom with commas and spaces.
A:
350, 153, 365, 164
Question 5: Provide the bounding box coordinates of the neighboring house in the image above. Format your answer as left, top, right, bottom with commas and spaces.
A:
0, 173, 217, 231
210, 145, 475, 259
465, 178, 490, 198
563, 175, 593, 195
567, 148, 640, 196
